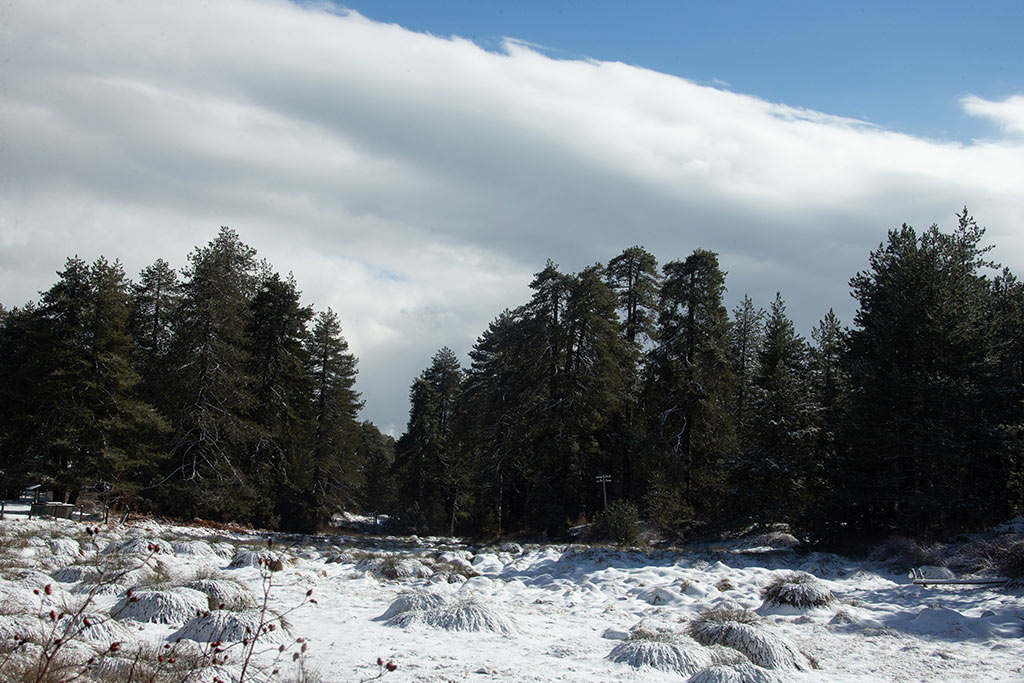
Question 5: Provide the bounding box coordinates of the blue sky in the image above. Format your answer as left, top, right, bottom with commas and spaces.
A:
3, 0, 1023, 432
331, 0, 1024, 141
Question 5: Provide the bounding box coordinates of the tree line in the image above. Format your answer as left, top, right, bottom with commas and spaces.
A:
384, 209, 1024, 541
0, 227, 394, 532
2, 211, 1021, 541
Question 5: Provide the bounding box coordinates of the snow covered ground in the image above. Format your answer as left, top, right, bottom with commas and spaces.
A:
1, 506, 1023, 681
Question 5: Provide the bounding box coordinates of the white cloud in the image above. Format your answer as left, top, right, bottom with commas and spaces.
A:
962, 94, 1024, 137
2, 0, 1024, 430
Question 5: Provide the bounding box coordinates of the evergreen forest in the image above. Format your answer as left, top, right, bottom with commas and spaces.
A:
2, 210, 1022, 543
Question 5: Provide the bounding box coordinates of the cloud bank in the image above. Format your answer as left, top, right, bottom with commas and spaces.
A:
2, 0, 1023, 432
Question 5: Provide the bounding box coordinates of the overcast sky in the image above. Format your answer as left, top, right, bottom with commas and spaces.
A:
2, 1, 1023, 435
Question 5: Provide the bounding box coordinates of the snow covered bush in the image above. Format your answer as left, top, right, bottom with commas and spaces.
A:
687, 608, 810, 671
171, 608, 292, 644
687, 663, 783, 683
186, 577, 258, 612
869, 536, 945, 570
607, 636, 713, 674
375, 591, 450, 621
228, 547, 279, 569
760, 572, 835, 608
111, 587, 210, 624
387, 596, 516, 634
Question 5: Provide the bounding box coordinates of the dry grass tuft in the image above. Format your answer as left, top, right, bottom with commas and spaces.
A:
760, 572, 835, 608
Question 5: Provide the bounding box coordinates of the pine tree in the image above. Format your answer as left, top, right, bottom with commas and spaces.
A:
358, 421, 397, 520
606, 246, 660, 346
247, 272, 314, 528
843, 210, 1002, 534
164, 227, 258, 519
459, 310, 541, 536
288, 307, 362, 531
129, 258, 180, 406
807, 309, 848, 535
605, 247, 660, 501
729, 294, 765, 453
393, 348, 464, 533
27, 258, 167, 503
734, 293, 817, 525
643, 249, 735, 522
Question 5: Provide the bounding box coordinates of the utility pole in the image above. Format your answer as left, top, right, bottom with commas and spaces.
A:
595, 474, 611, 509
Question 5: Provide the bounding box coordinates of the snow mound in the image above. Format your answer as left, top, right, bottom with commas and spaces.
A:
171, 609, 291, 644
102, 537, 168, 555
7, 569, 61, 591
634, 585, 685, 606
52, 565, 90, 583
182, 664, 240, 683
357, 556, 433, 580
58, 612, 134, 643
0, 613, 48, 642
171, 540, 220, 557
607, 636, 714, 674
88, 655, 160, 681
913, 565, 955, 580
760, 571, 835, 608
388, 597, 516, 634
227, 544, 286, 573
185, 578, 257, 611
0, 583, 61, 612
688, 610, 810, 671
375, 591, 450, 621
687, 663, 784, 683
47, 538, 81, 557
112, 587, 209, 624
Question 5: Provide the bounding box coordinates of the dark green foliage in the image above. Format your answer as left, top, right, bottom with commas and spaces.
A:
3, 209, 1023, 542
592, 500, 641, 545
281, 307, 362, 531
732, 293, 818, 526
643, 250, 735, 516
729, 294, 765, 452
606, 245, 660, 346
392, 348, 465, 534
6, 257, 168, 504
841, 209, 1008, 535
162, 228, 259, 519
129, 258, 180, 407
359, 421, 397, 516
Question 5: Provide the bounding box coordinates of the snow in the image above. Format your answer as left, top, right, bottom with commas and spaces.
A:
0, 511, 1023, 681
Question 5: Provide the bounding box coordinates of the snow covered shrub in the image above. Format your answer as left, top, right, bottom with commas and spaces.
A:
228, 547, 278, 569
952, 539, 1024, 578
431, 557, 480, 582
687, 608, 810, 671
741, 531, 800, 551
760, 572, 835, 608
592, 500, 641, 545
869, 536, 944, 570
111, 587, 210, 624
607, 636, 714, 674
47, 537, 82, 557
186, 577, 258, 612
102, 537, 168, 556
57, 611, 134, 644
170, 540, 220, 558
715, 578, 734, 592
687, 663, 783, 683
387, 596, 516, 634
378, 556, 432, 580
171, 608, 292, 644
375, 591, 450, 621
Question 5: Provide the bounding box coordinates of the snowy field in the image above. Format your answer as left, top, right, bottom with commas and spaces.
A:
1, 507, 1023, 682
